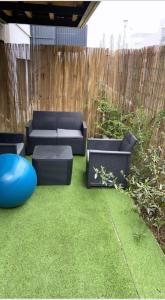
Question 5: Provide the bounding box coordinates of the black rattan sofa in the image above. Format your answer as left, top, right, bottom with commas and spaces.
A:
86, 132, 137, 188
0, 133, 25, 155
26, 111, 87, 155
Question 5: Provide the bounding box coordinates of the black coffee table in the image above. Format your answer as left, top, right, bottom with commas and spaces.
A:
32, 145, 73, 185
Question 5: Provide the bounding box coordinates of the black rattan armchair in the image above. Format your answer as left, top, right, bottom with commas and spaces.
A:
86, 132, 137, 188
0, 133, 25, 156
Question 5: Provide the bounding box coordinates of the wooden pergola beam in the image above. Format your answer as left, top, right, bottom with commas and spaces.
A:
2, 10, 12, 17
0, 1, 99, 27
72, 15, 78, 22
25, 11, 32, 18
49, 13, 54, 21
0, 2, 86, 15
0, 11, 75, 27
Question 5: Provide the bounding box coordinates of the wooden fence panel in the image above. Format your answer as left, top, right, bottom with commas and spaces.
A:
0, 43, 164, 148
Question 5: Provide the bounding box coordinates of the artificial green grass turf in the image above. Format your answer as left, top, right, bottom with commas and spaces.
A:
0, 156, 164, 298
103, 188, 165, 298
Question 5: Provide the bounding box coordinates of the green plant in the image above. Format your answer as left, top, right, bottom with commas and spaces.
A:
133, 231, 146, 243
96, 99, 133, 138
126, 147, 165, 223
93, 166, 125, 190
129, 107, 165, 166
94, 166, 117, 187
153, 218, 165, 241
94, 96, 165, 246
96, 97, 165, 156
93, 147, 165, 245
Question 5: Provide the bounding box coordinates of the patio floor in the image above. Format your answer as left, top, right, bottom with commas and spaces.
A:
0, 156, 165, 298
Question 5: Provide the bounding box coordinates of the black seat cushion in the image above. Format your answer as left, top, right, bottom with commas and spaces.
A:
30, 129, 57, 138
57, 129, 82, 138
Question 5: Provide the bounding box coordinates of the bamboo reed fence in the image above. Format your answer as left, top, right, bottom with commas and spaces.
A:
0, 43, 164, 148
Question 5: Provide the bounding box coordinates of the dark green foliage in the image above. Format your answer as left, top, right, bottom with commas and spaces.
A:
96, 97, 165, 229
96, 99, 133, 138
127, 147, 165, 223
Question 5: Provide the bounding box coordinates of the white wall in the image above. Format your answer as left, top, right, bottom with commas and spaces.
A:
4, 24, 30, 44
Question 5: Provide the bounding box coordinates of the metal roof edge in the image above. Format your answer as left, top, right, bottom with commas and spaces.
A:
78, 1, 100, 28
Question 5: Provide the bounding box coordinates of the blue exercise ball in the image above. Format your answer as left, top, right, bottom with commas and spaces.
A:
0, 154, 37, 208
